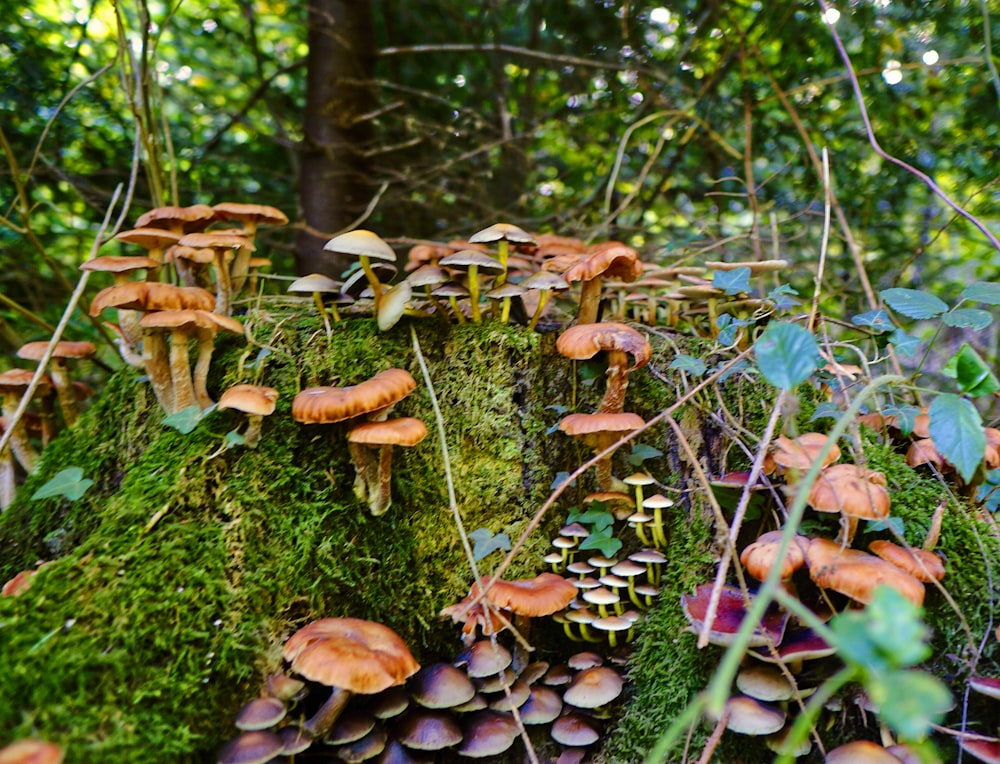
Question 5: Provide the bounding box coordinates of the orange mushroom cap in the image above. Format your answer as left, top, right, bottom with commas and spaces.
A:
556, 322, 652, 371
805, 537, 925, 606
292, 368, 417, 425
868, 540, 945, 582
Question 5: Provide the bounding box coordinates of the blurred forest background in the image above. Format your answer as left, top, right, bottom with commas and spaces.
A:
2, 0, 999, 359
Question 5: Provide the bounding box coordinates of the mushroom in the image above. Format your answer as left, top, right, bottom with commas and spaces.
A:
216, 731, 284, 764
80, 256, 161, 346
282, 617, 420, 738
439, 250, 503, 323
680, 582, 789, 647
562, 241, 643, 325
467, 222, 536, 289
0, 739, 64, 764
176, 231, 256, 316
867, 540, 945, 582
217, 384, 279, 448
287, 273, 346, 334
763, 432, 841, 477
806, 463, 891, 545
558, 411, 645, 491
112, 227, 183, 279
0, 369, 52, 472
804, 536, 925, 607
520, 270, 570, 330
323, 230, 397, 311
135, 203, 216, 234
16, 341, 96, 427
210, 202, 288, 292
346, 416, 428, 515
556, 322, 652, 414
139, 310, 207, 413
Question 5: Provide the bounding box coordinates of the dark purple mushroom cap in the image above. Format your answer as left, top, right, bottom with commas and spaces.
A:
234, 696, 287, 731
970, 675, 1000, 700
681, 583, 788, 647
518, 686, 563, 724
325, 708, 377, 745
455, 641, 513, 678
337, 724, 389, 763
486, 678, 531, 711
217, 730, 284, 764
396, 710, 463, 751
563, 667, 623, 709
551, 713, 601, 747
456, 710, 519, 758
410, 663, 476, 709
278, 725, 311, 755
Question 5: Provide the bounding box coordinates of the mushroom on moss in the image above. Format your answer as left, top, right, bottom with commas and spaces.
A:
0, 369, 52, 473
323, 230, 397, 311
556, 322, 652, 414
288, 273, 346, 334
805, 537, 925, 606
176, 231, 256, 316
16, 340, 96, 427
217, 384, 279, 448
291, 368, 417, 425
439, 250, 503, 323
347, 416, 428, 515
807, 463, 890, 545
562, 242, 643, 325
558, 411, 645, 491
211, 202, 288, 293
467, 222, 536, 289
282, 617, 420, 738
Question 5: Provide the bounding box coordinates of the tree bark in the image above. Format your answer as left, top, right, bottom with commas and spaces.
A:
295, 0, 378, 276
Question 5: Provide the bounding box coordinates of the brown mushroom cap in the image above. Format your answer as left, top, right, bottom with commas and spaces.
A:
348, 417, 428, 447
177, 231, 257, 252
135, 204, 216, 232
805, 537, 925, 606
212, 202, 288, 228
114, 227, 184, 251
480, 572, 578, 617
740, 529, 810, 581
90, 282, 215, 314
562, 666, 624, 708
0, 739, 65, 764
867, 540, 945, 582
80, 255, 161, 274
825, 740, 904, 763
17, 341, 96, 361
282, 617, 420, 693
556, 322, 652, 370
324, 229, 397, 261
563, 241, 643, 285
468, 222, 536, 245
292, 368, 417, 425
766, 432, 841, 474
807, 463, 891, 520
217, 385, 279, 417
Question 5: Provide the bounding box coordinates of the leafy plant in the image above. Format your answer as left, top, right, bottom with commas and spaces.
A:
31, 467, 93, 501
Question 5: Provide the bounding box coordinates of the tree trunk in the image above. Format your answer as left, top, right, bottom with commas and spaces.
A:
295, 0, 378, 276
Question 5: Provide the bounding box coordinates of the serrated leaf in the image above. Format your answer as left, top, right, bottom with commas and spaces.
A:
669, 354, 706, 376
880, 288, 949, 320
889, 328, 921, 357
852, 309, 894, 333
869, 670, 952, 741
960, 281, 1000, 305
929, 394, 985, 482
162, 405, 204, 434
753, 322, 820, 390
31, 467, 93, 501
712, 267, 751, 296
468, 528, 511, 561
883, 403, 922, 435
942, 308, 993, 331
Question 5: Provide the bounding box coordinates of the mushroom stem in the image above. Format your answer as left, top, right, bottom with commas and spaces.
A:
348, 440, 378, 506
527, 289, 552, 331
0, 444, 15, 511
47, 359, 79, 427
924, 499, 945, 550
36, 390, 59, 446
142, 330, 175, 414
213, 253, 233, 316
467, 265, 482, 322
242, 415, 264, 449
370, 444, 396, 516
192, 331, 217, 411
595, 455, 614, 493
303, 687, 353, 739
448, 295, 467, 324
0, 398, 38, 473
359, 256, 384, 309
651, 508, 668, 549
168, 330, 198, 412
577, 278, 604, 325
312, 292, 334, 337
599, 351, 630, 415
511, 613, 533, 674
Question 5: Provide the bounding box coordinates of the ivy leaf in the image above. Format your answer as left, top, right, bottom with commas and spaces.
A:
468, 528, 511, 561
929, 394, 985, 482
882, 404, 922, 435
960, 282, 1000, 305
224, 430, 246, 448
669, 354, 706, 376
809, 402, 842, 422
31, 467, 93, 501
867, 517, 905, 536
627, 443, 663, 466
941, 308, 993, 331
753, 321, 820, 390
577, 526, 623, 557
869, 670, 952, 741
570, 508, 615, 531
712, 266, 751, 296
551, 471, 575, 490
162, 405, 205, 434
889, 328, 921, 357
880, 288, 949, 320
952, 344, 1000, 397
852, 309, 894, 333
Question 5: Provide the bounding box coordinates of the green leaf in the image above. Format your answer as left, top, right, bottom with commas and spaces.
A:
880, 288, 948, 320
468, 528, 511, 561
31, 467, 93, 501
225, 430, 246, 448
869, 670, 952, 741
669, 354, 706, 376
952, 344, 1000, 397
928, 394, 985, 482
941, 308, 993, 331
753, 321, 820, 390
627, 443, 663, 466
162, 405, 205, 434
960, 281, 1000, 305
889, 328, 921, 357
852, 309, 894, 333
577, 526, 623, 556
882, 403, 922, 435
712, 266, 751, 295
809, 402, 841, 422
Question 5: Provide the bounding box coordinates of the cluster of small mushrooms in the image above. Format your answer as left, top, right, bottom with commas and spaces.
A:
220, 612, 627, 764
